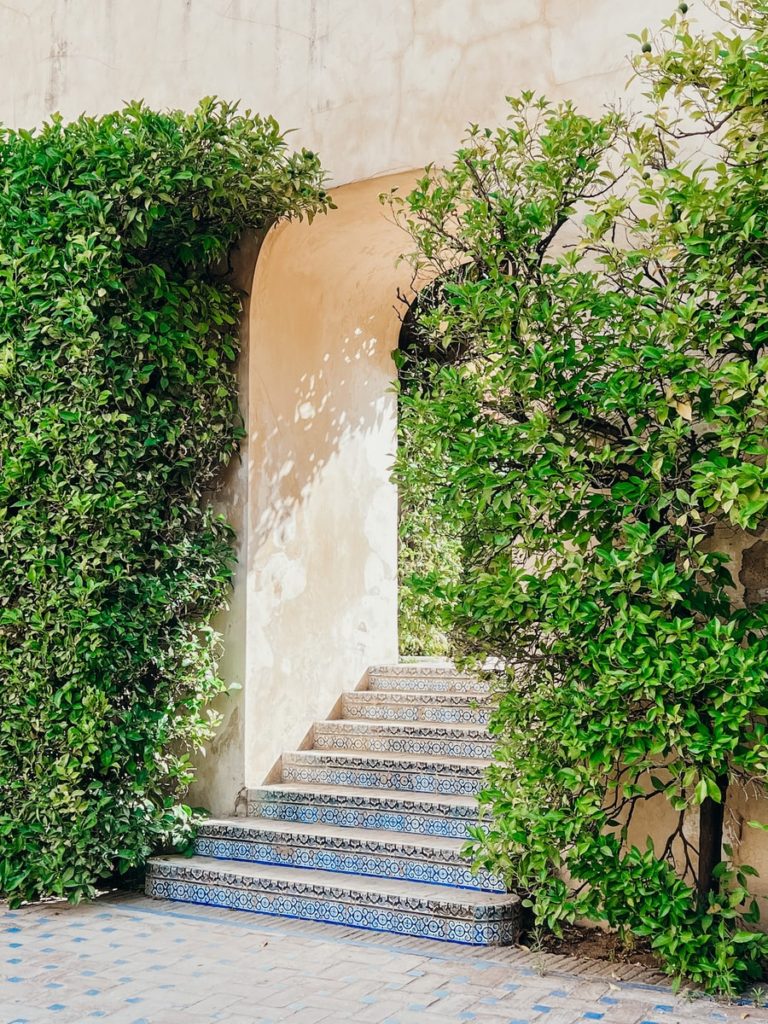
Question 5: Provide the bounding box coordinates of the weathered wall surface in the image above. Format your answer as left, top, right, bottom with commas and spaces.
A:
1, 0, 716, 185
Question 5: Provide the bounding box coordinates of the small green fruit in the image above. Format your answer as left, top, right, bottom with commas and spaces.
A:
642, 42, 652, 53
678, 2, 688, 11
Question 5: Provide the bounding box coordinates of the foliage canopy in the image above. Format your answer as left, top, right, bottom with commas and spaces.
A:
0, 99, 329, 904
391, 0, 768, 993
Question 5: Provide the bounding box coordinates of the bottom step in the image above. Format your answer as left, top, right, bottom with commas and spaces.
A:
146, 856, 521, 946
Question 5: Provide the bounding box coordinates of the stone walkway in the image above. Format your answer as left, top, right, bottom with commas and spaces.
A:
2, 894, 768, 1024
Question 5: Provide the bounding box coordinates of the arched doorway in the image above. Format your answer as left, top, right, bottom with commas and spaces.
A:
192, 172, 422, 812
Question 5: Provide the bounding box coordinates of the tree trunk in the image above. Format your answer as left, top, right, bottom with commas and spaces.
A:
697, 774, 728, 907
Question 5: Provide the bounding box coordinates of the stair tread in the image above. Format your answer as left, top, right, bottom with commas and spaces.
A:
150, 856, 516, 907
286, 748, 490, 768
201, 816, 472, 852
254, 781, 478, 809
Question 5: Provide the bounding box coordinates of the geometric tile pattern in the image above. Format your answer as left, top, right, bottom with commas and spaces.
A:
249, 783, 481, 832
279, 750, 484, 796
312, 721, 495, 758
342, 690, 491, 724
146, 662, 521, 945
4, 893, 765, 1024
194, 819, 505, 890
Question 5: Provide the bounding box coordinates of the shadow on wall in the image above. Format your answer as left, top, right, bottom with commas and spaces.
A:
192, 171, 425, 809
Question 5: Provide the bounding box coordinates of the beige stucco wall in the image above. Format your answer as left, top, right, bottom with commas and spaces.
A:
1, 0, 717, 186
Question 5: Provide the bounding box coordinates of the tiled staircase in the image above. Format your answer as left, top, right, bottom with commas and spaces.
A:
145, 663, 521, 945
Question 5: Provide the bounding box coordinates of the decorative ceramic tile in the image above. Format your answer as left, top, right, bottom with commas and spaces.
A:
341, 692, 490, 725
279, 751, 484, 796
249, 788, 476, 838
367, 664, 490, 694
313, 722, 494, 758
146, 662, 515, 946
145, 862, 519, 946
194, 824, 504, 892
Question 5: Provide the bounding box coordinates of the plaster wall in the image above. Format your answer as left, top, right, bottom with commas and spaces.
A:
0, 0, 719, 186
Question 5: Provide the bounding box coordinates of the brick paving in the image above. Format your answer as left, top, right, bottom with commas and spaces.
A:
2, 893, 768, 1024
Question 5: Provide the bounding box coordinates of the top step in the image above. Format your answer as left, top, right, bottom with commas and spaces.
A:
367, 663, 490, 694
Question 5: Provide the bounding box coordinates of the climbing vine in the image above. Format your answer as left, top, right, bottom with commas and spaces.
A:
391, 0, 768, 994
0, 99, 329, 904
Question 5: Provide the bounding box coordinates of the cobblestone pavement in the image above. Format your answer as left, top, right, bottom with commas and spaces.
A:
3, 893, 768, 1024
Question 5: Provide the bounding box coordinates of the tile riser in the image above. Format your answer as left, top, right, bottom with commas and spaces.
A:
367, 678, 489, 694
195, 836, 503, 892
146, 874, 518, 946
342, 704, 490, 725
279, 764, 481, 796
313, 736, 493, 757
146, 663, 515, 947
248, 800, 474, 838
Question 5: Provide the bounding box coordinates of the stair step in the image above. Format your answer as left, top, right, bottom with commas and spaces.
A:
280, 749, 487, 797
248, 782, 479, 838
343, 690, 490, 724
313, 720, 494, 758
367, 663, 490, 694
146, 857, 521, 945
196, 817, 504, 892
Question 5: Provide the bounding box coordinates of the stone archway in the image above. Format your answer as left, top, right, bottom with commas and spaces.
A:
191, 172, 421, 813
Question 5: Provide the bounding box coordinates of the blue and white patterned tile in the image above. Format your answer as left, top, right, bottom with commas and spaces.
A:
194, 826, 504, 892
145, 863, 519, 946
249, 788, 478, 838
279, 751, 484, 796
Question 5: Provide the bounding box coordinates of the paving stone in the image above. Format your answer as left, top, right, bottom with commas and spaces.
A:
2, 895, 768, 1024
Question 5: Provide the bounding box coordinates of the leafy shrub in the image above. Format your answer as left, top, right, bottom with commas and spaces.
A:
0, 99, 329, 904
389, 0, 768, 993
397, 299, 461, 657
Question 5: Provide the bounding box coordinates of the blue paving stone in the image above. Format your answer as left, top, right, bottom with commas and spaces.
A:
599, 997, 619, 1006
654, 1008, 674, 1014
532, 1006, 552, 1014
48, 1005, 67, 1013
361, 995, 378, 1004
86, 988, 101, 996
7, 976, 23, 982
584, 1014, 604, 1020
459, 1013, 476, 1021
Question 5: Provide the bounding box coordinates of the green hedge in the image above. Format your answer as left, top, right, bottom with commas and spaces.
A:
390, 0, 768, 995
0, 99, 329, 904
